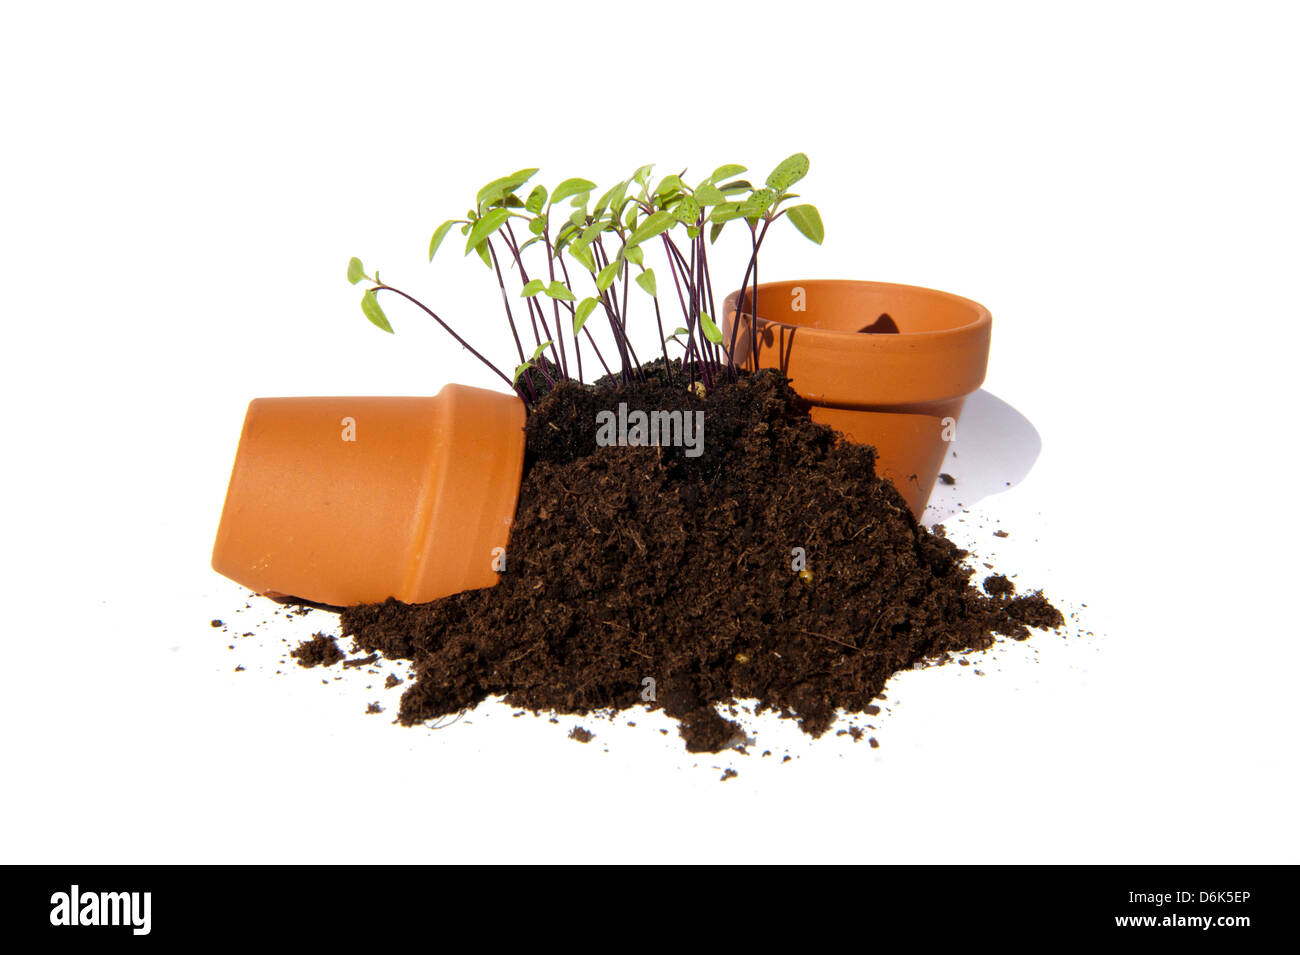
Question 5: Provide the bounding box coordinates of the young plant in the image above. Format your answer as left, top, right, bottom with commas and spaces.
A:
347, 154, 823, 409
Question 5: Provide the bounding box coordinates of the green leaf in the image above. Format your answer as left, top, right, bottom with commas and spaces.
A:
709, 164, 747, 183
627, 210, 674, 247
596, 261, 620, 292
361, 290, 392, 333
694, 182, 726, 206
464, 208, 510, 254
654, 174, 683, 197
551, 178, 597, 205
513, 362, 534, 384
428, 220, 459, 262
531, 340, 553, 361
567, 243, 596, 273
625, 244, 644, 267
477, 168, 539, 209
709, 222, 725, 244
347, 257, 365, 285
579, 219, 607, 248
631, 163, 654, 186
669, 195, 700, 225
545, 280, 576, 302
574, 298, 599, 335
521, 278, 546, 298
699, 310, 723, 344
709, 202, 744, 223
595, 180, 628, 217
718, 179, 753, 195
766, 152, 809, 191
741, 188, 776, 220
473, 240, 492, 269
525, 185, 548, 215
635, 268, 657, 297
569, 207, 587, 229
785, 204, 825, 244
529, 215, 546, 235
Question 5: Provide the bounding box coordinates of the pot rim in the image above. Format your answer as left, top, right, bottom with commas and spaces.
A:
721, 279, 993, 407
723, 279, 991, 342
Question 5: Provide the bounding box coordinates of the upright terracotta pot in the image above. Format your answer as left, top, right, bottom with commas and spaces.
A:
212, 383, 526, 607
724, 280, 991, 518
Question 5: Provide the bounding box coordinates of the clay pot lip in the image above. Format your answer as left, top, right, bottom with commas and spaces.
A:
723, 279, 991, 346
722, 279, 993, 408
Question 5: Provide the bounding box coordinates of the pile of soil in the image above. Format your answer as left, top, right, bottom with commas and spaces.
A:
341, 366, 1062, 752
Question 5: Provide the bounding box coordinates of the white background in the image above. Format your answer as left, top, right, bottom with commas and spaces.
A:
2, 1, 1296, 863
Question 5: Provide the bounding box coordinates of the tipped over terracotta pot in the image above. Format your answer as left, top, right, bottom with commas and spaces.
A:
212, 384, 526, 607
724, 280, 992, 518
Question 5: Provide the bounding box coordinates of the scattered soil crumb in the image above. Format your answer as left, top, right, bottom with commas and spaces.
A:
290, 632, 344, 668
568, 726, 594, 744
366, 702, 383, 714
938, 473, 956, 486
384, 673, 403, 689
343, 652, 379, 669
984, 574, 1016, 597
720, 768, 738, 782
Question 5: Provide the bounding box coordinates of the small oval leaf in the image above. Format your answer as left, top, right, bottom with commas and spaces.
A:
693, 182, 726, 206
464, 209, 510, 255
596, 261, 620, 292
636, 269, 657, 297
525, 185, 548, 215
361, 289, 392, 333
551, 178, 597, 205
785, 204, 825, 244
545, 280, 576, 302
710, 164, 747, 183
627, 210, 674, 247
347, 257, 365, 285
699, 310, 723, 344
574, 297, 599, 335
477, 168, 539, 209
766, 152, 809, 191
428, 220, 459, 262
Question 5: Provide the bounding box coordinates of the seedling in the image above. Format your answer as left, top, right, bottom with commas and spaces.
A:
348, 154, 824, 408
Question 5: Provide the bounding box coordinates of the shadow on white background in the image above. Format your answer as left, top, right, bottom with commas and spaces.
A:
923, 389, 1042, 525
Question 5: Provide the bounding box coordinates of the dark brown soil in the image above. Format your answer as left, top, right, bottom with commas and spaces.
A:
983, 574, 1016, 597
291, 632, 344, 668
342, 366, 1063, 752
858, 313, 900, 334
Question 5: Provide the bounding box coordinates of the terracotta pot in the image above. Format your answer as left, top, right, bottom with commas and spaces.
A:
212, 384, 526, 606
723, 280, 991, 518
